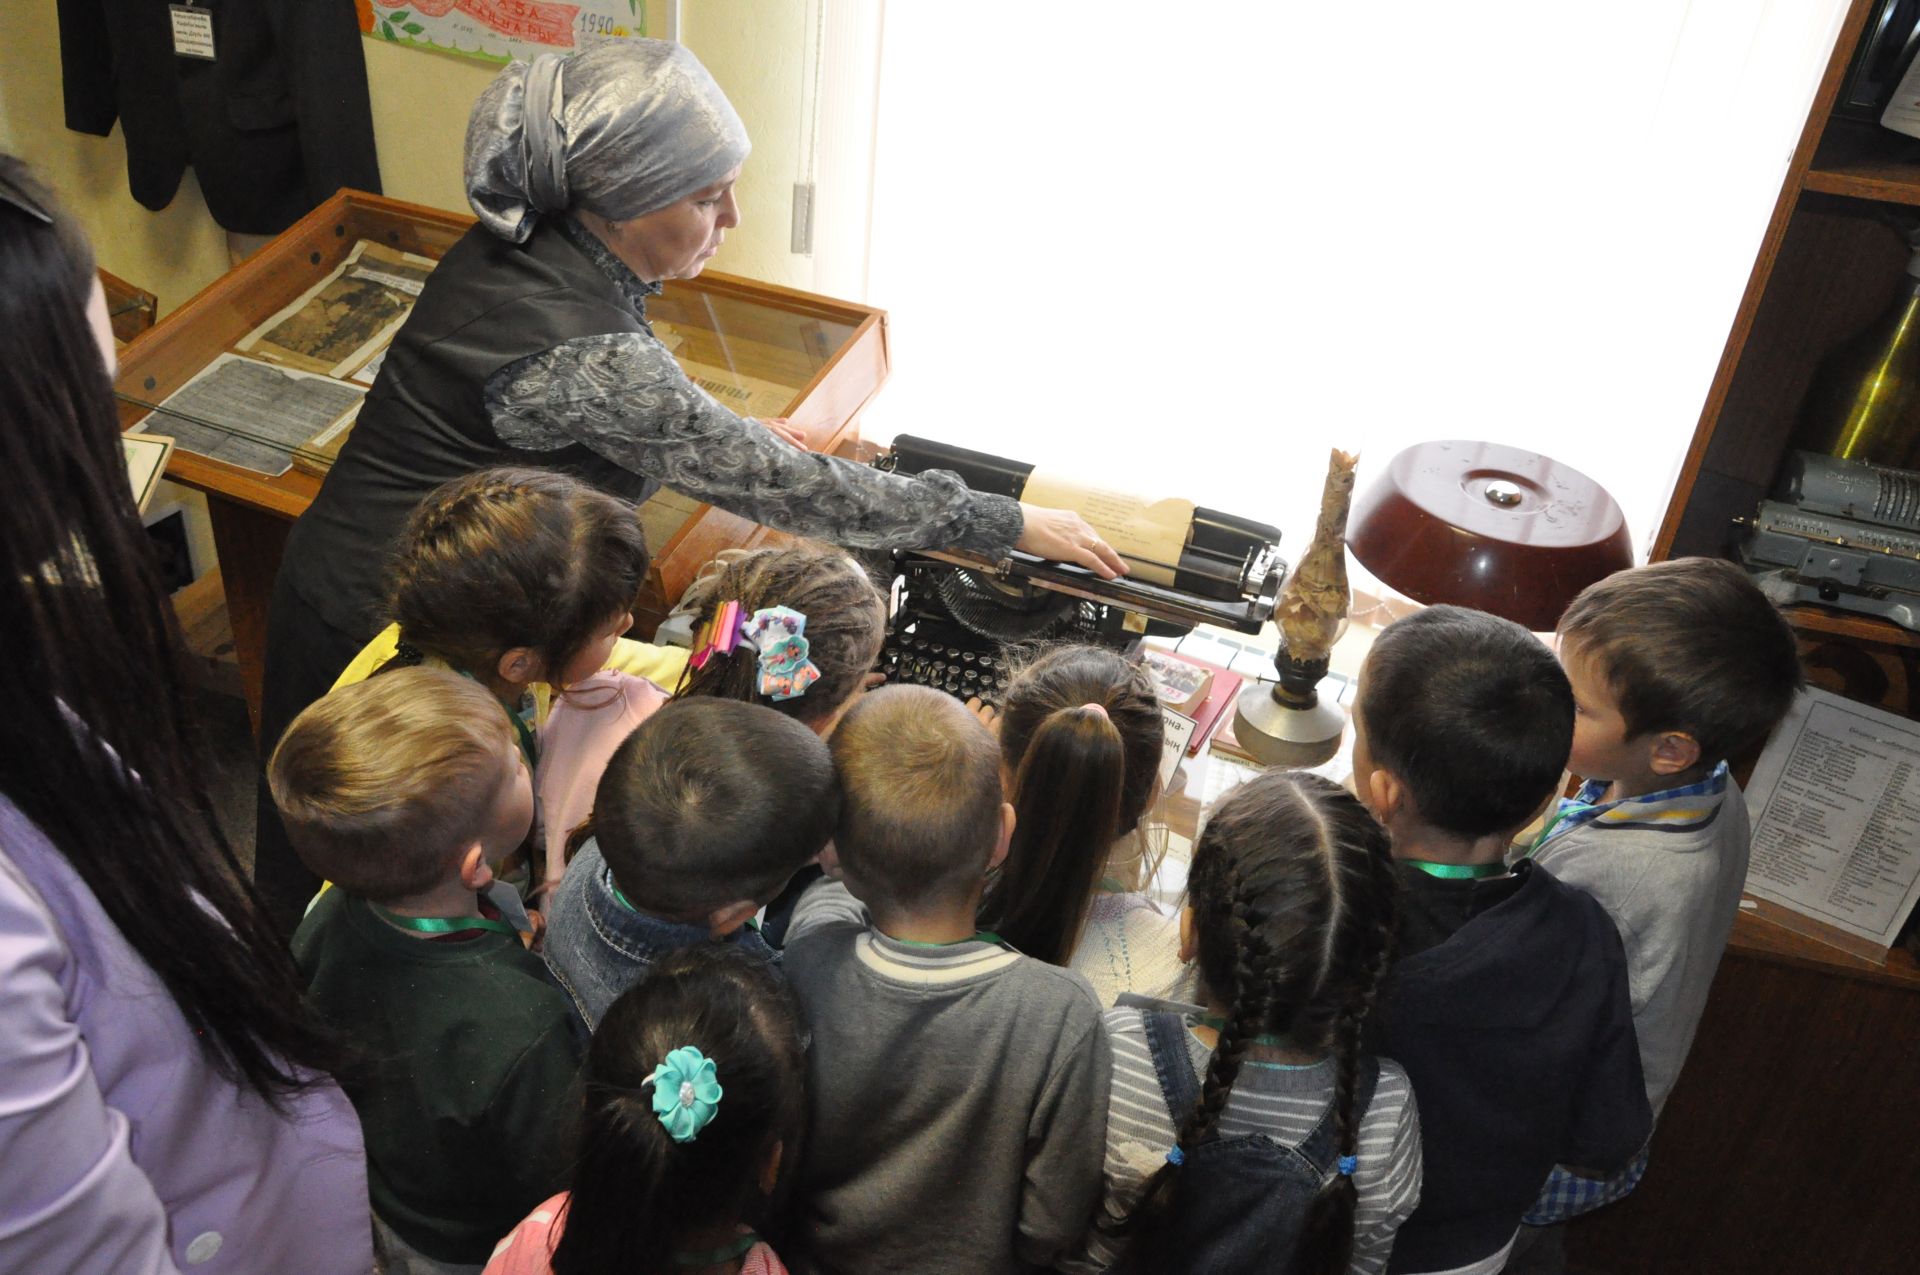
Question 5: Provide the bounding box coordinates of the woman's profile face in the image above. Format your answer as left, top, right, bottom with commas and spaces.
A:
601, 166, 742, 283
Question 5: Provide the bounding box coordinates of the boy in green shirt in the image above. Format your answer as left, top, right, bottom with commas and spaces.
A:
272, 667, 583, 1272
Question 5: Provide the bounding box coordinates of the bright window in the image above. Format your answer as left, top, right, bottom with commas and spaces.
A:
855, 2, 1848, 562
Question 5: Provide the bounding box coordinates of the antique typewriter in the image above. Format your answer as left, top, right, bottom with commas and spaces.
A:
871, 436, 1286, 705
1739, 450, 1920, 631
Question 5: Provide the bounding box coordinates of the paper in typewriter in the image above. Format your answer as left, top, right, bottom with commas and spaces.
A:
1743, 687, 1920, 956
1018, 470, 1195, 586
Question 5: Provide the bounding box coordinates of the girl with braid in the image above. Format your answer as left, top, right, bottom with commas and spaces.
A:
1071, 771, 1423, 1275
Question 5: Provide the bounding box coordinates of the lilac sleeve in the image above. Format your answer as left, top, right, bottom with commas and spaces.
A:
0, 856, 180, 1275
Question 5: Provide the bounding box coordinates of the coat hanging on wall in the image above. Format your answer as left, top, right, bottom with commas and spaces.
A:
57, 0, 382, 236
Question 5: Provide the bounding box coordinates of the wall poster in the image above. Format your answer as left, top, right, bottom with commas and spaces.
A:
357, 1, 646, 64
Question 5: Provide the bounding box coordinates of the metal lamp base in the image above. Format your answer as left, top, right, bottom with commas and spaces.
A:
1231, 683, 1346, 769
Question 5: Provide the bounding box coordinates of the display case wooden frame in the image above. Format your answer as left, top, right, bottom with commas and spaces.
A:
113, 189, 888, 731
100, 267, 157, 346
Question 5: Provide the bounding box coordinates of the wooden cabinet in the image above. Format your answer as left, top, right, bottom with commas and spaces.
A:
1655, 0, 1920, 720
111, 189, 888, 730
1568, 4, 1920, 1268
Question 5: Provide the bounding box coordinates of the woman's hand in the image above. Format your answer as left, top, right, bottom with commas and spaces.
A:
756, 416, 810, 449
1015, 504, 1129, 579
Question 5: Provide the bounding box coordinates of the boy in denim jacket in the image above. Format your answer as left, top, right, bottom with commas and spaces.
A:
544, 697, 839, 1026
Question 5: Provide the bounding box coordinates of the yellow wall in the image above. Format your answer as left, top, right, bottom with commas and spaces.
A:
681, 1, 810, 287
0, 0, 810, 316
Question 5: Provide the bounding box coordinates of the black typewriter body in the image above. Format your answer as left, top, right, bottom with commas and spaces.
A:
878, 553, 1152, 706
872, 436, 1287, 706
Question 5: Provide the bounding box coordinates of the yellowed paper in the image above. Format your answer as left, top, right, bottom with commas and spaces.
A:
240, 241, 436, 378
678, 360, 800, 420
1018, 469, 1194, 585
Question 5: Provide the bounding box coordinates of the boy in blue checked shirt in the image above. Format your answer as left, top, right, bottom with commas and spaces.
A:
1517, 558, 1802, 1250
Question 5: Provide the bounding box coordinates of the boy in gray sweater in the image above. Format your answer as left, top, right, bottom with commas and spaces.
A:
1521, 558, 1802, 1233
783, 685, 1111, 1275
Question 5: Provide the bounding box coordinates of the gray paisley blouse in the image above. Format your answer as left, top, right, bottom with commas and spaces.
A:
481, 219, 1024, 556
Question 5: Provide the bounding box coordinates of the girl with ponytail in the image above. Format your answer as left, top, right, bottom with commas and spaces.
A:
1077, 771, 1421, 1275
486, 943, 805, 1275
978, 644, 1190, 1003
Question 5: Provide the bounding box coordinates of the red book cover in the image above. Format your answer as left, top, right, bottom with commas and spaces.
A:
1145, 647, 1245, 755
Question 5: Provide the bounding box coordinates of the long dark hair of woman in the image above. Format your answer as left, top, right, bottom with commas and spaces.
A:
0, 156, 338, 1101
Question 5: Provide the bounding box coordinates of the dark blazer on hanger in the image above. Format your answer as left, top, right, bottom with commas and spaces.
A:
57, 0, 382, 235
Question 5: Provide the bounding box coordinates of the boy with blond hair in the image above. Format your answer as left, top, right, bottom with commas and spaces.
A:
1517, 558, 1802, 1240
271, 667, 583, 1273
783, 685, 1110, 1275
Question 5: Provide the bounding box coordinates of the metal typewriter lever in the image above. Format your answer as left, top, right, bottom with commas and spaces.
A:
917, 546, 1279, 636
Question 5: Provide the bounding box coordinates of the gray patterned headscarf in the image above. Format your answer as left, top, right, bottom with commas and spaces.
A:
464, 39, 751, 243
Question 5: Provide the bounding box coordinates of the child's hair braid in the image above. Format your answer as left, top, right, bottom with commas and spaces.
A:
1112, 770, 1398, 1275
1295, 878, 1395, 1274
383, 466, 651, 687
672, 543, 886, 730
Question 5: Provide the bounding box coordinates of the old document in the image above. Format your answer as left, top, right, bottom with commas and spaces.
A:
1744, 687, 1920, 956
1019, 470, 1195, 586
241, 241, 435, 378
141, 354, 366, 478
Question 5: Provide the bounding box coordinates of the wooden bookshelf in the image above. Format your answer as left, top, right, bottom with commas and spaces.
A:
1807, 120, 1920, 204
1784, 601, 1920, 647
1577, 4, 1920, 1268
1729, 908, 1920, 991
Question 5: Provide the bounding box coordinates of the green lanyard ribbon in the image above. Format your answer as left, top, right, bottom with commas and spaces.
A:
1524, 803, 1594, 859
671, 1231, 761, 1267
892, 930, 1004, 949
1197, 1013, 1307, 1053
371, 904, 519, 937
1404, 859, 1507, 880
448, 664, 539, 767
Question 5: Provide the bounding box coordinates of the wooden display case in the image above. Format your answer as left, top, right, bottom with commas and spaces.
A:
100, 268, 157, 346
112, 189, 888, 730
1572, 4, 1920, 1269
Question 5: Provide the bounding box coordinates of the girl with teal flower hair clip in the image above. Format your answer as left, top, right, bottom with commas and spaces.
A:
483, 946, 807, 1275
649, 1045, 725, 1143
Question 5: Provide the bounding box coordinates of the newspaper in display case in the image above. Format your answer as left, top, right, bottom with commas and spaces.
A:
239, 241, 435, 379
137, 354, 366, 478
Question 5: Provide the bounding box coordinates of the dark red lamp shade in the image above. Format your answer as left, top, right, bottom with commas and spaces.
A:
1347, 440, 1635, 632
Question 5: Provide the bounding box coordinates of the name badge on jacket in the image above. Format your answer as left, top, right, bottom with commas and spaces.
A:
169, 4, 217, 61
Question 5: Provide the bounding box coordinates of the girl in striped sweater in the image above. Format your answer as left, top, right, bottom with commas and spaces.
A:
1078, 771, 1424, 1275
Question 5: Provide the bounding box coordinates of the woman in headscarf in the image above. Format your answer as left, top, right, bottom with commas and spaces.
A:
257, 39, 1123, 930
